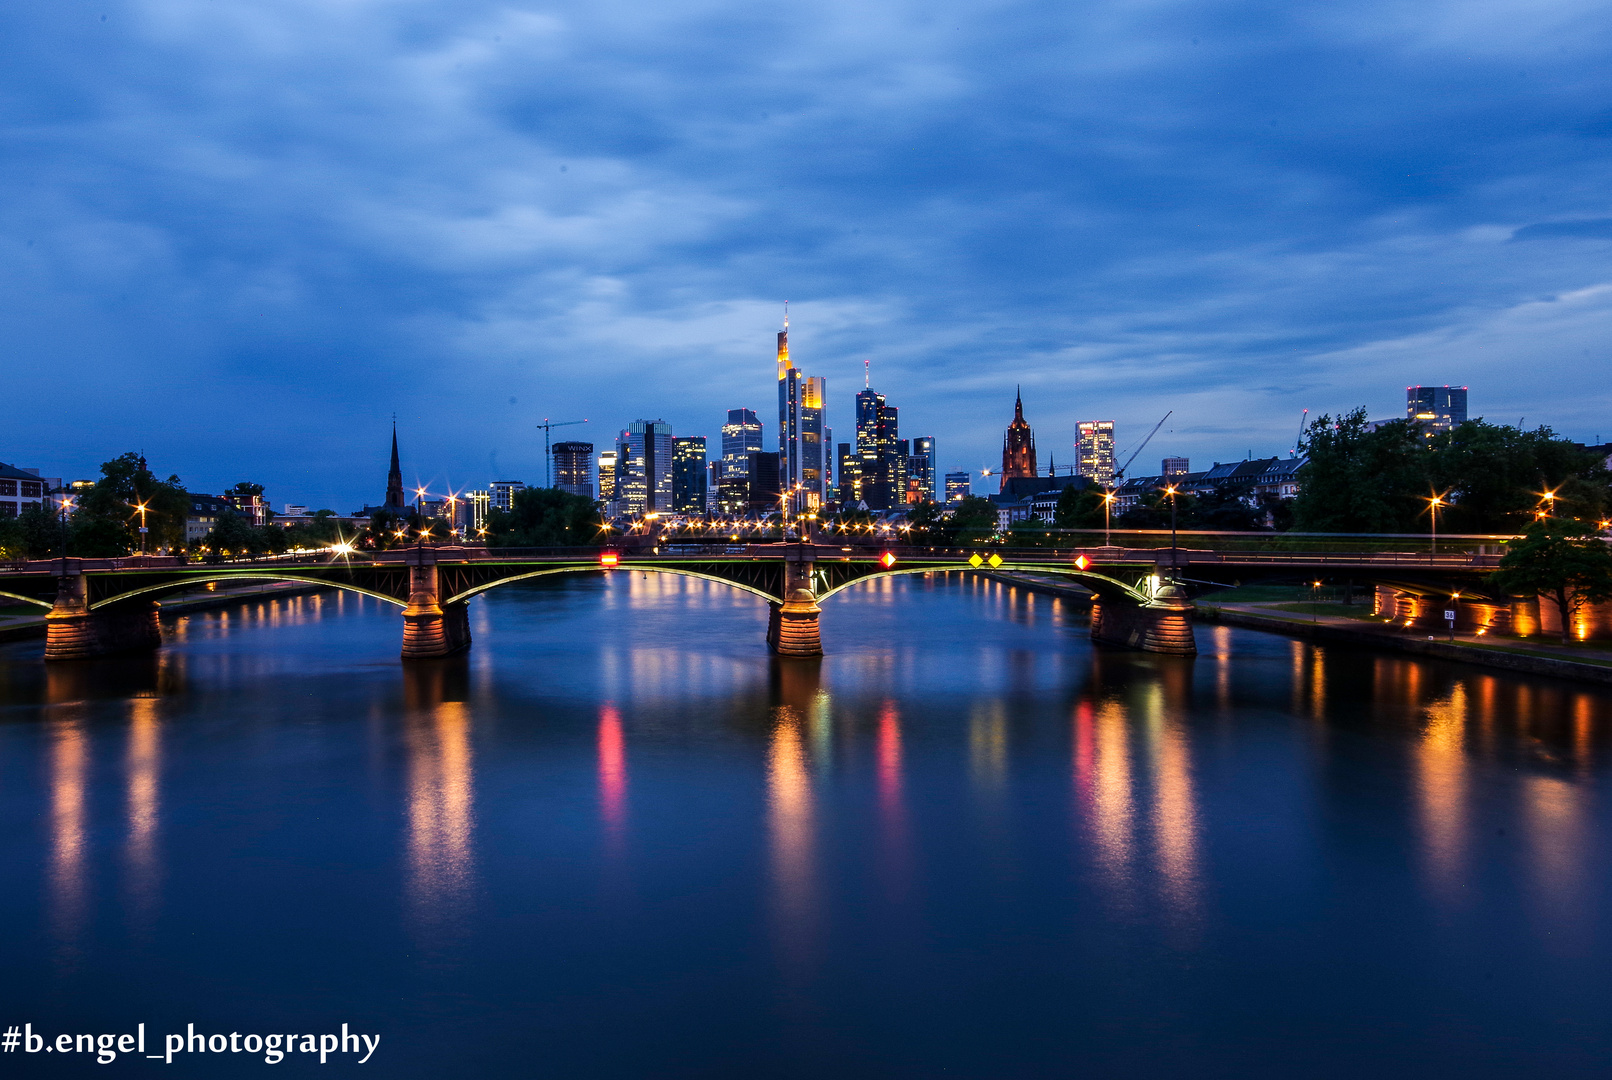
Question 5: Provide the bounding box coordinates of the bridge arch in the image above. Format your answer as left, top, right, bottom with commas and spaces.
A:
814, 563, 1151, 604
443, 565, 780, 606
90, 574, 409, 611
0, 589, 53, 610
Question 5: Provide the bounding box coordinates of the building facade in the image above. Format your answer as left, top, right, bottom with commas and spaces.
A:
721, 408, 763, 478
1001, 390, 1038, 489
1162, 456, 1190, 477
907, 436, 936, 504
1407, 386, 1468, 436
775, 318, 828, 512
597, 451, 617, 504
615, 420, 673, 516
490, 481, 526, 511
467, 490, 490, 533
672, 436, 708, 513
1076, 420, 1116, 485
847, 387, 903, 510
0, 463, 59, 519
552, 441, 595, 500
944, 471, 971, 504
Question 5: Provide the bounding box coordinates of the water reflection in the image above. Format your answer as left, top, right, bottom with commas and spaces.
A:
405, 701, 476, 936
1416, 684, 1468, 906
48, 712, 89, 969
1524, 773, 1588, 953
767, 700, 815, 969
598, 704, 627, 841
125, 696, 161, 932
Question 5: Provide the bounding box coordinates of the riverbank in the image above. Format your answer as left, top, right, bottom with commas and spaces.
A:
0, 581, 330, 644
1199, 602, 1612, 686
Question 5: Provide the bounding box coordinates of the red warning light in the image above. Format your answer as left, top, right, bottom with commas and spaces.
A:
599, 551, 620, 567
880, 551, 897, 569
1074, 555, 1089, 570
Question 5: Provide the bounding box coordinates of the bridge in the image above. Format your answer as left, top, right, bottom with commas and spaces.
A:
0, 541, 1508, 662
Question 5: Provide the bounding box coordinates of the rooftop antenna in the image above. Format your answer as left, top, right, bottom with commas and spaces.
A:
784, 299, 789, 329
864, 359, 870, 389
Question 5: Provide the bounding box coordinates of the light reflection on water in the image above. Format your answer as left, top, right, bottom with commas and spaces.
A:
6, 571, 1612, 1075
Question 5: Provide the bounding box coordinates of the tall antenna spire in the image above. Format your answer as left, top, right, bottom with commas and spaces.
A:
864, 359, 870, 389
784, 299, 789, 330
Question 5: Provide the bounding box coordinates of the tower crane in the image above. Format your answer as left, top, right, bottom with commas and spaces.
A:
536, 418, 589, 488
1112, 410, 1172, 484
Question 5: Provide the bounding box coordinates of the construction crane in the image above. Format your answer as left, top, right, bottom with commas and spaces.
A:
1293, 408, 1309, 456
1112, 410, 1172, 483
536, 418, 589, 488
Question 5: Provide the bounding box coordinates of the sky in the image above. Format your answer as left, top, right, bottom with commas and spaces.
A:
5, 0, 1612, 510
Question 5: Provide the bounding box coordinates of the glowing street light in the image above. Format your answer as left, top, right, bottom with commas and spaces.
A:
1426, 493, 1445, 555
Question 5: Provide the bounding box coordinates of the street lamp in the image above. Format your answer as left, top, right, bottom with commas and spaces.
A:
1426, 493, 1444, 555
1163, 483, 1179, 573
133, 499, 150, 555
57, 492, 74, 563
1102, 487, 1115, 548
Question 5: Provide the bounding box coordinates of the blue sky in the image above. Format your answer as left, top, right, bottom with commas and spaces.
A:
5, 0, 1612, 509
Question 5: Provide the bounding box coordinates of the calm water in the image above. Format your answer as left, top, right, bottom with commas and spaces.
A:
2, 572, 1611, 1077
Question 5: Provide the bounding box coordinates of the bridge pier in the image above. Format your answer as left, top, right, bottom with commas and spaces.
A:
45, 563, 162, 661
1090, 585, 1197, 656
401, 551, 472, 660
768, 544, 823, 657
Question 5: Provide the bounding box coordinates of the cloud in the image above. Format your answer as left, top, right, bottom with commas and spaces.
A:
3, 0, 1612, 506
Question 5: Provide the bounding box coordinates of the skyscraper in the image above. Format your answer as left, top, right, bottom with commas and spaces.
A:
721, 409, 763, 476
1001, 389, 1038, 490
384, 423, 406, 510
597, 450, 617, 504
552, 441, 595, 500
616, 420, 673, 516
908, 436, 936, 504
672, 436, 708, 513
853, 386, 903, 510
490, 480, 526, 511
1076, 421, 1116, 485
775, 314, 828, 512
944, 471, 971, 503
1407, 386, 1468, 436
1162, 456, 1189, 477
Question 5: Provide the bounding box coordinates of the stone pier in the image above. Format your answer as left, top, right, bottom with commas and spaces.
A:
44, 562, 162, 661
401, 549, 472, 659
768, 544, 823, 657
1090, 585, 1197, 656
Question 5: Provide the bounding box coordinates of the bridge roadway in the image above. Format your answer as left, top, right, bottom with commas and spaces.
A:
0, 542, 1505, 662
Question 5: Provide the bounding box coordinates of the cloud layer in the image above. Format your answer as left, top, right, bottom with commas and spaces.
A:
5, 0, 1612, 506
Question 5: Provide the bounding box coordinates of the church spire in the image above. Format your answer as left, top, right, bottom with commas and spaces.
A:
385, 420, 406, 510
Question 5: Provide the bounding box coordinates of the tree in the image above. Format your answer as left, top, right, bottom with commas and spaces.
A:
1292, 410, 1428, 532
1054, 484, 1108, 530
1427, 421, 1608, 532
905, 498, 944, 542
1488, 518, 1612, 645
228, 482, 265, 497
204, 509, 267, 556
72, 452, 191, 555
945, 496, 999, 545
487, 488, 602, 547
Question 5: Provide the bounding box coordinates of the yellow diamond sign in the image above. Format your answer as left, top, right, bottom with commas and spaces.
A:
987, 553, 1004, 568
968, 554, 984, 568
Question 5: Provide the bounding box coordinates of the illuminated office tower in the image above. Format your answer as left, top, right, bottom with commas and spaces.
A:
467, 490, 491, 532
775, 314, 828, 512
597, 451, 617, 504
1075, 420, 1116, 485
1406, 386, 1468, 436
853, 386, 902, 511
1162, 457, 1189, 477
908, 436, 936, 503
552, 441, 595, 499
944, 471, 971, 503
615, 420, 673, 516
672, 437, 708, 513
721, 409, 763, 476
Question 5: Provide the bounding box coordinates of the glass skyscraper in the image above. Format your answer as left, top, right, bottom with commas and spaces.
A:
721, 409, 763, 476
1407, 386, 1468, 436
552, 441, 595, 500
776, 317, 828, 512
672, 436, 708, 513
615, 420, 673, 516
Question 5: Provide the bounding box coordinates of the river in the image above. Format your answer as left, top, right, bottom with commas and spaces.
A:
1, 571, 1609, 1076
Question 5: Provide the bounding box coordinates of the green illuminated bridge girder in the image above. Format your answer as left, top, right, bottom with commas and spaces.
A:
0, 544, 1512, 612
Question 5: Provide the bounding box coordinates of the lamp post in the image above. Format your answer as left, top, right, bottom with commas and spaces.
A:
415, 487, 428, 552
57, 491, 74, 563
1164, 483, 1179, 573
134, 499, 150, 556
1427, 494, 1443, 556
1102, 486, 1115, 548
